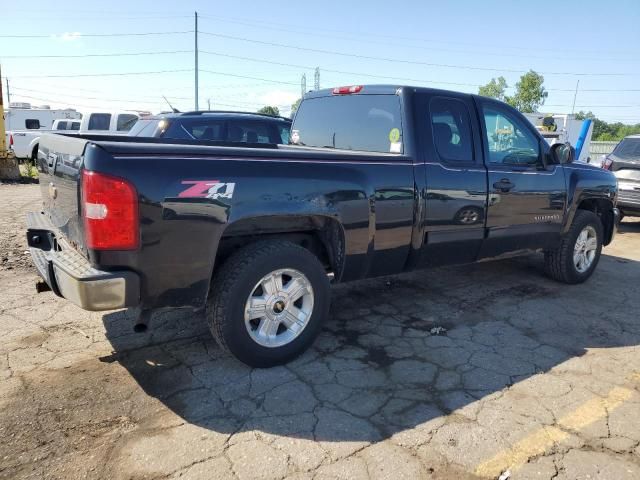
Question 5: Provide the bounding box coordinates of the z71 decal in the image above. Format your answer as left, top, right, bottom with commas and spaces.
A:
178, 180, 236, 200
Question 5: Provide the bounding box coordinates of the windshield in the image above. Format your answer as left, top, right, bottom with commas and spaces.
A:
292, 94, 403, 153
612, 138, 640, 160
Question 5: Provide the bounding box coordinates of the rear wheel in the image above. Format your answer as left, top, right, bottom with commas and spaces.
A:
544, 210, 603, 284
206, 240, 330, 367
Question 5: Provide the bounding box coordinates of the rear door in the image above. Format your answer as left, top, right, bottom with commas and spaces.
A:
476, 98, 566, 258
415, 91, 488, 267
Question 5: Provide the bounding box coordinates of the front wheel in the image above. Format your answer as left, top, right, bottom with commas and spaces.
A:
544, 210, 603, 284
207, 240, 330, 367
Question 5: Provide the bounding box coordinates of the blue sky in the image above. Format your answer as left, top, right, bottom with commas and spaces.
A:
2, 0, 639, 121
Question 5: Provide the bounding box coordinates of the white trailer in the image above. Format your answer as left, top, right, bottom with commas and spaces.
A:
523, 113, 593, 164
5, 103, 81, 131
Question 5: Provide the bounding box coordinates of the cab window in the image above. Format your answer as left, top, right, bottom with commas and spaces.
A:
429, 97, 473, 163
482, 106, 540, 166
88, 113, 111, 131
117, 114, 139, 132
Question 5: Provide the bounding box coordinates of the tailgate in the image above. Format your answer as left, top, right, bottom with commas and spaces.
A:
37, 133, 90, 252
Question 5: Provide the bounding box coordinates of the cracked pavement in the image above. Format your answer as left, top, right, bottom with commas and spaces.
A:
1, 183, 639, 480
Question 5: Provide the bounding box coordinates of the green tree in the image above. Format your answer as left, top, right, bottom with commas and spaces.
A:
506, 70, 548, 113
574, 110, 640, 141
257, 106, 280, 117
478, 76, 508, 101
290, 98, 302, 118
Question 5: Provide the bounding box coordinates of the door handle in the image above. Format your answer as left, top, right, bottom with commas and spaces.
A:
493, 178, 515, 192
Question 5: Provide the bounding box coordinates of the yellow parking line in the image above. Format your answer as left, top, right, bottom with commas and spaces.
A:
474, 383, 636, 478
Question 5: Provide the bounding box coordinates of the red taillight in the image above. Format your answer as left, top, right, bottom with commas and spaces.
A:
602, 157, 613, 170
332, 85, 363, 95
9, 134, 13, 146
81, 170, 139, 250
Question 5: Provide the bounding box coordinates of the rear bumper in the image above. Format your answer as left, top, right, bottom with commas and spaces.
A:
617, 185, 640, 214
26, 212, 140, 311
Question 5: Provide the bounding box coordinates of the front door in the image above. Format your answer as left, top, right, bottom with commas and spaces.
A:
477, 99, 566, 258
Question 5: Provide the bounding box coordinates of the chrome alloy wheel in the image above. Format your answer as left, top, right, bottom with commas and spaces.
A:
244, 268, 314, 348
574, 225, 598, 273
458, 208, 480, 224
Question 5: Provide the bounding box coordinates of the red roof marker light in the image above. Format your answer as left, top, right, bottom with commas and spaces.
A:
332, 85, 363, 95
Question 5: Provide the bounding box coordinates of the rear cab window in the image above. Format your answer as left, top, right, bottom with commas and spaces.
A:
128, 119, 162, 137
226, 121, 281, 144
162, 119, 225, 141
117, 114, 139, 132
292, 93, 403, 153
88, 113, 112, 131
55, 121, 68, 131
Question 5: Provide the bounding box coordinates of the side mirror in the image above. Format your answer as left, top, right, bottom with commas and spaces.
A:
551, 142, 575, 164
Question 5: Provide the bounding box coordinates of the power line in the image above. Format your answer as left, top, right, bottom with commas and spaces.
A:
10, 87, 167, 104
198, 14, 636, 64
198, 13, 636, 57
11, 92, 288, 112
11, 69, 192, 78
3, 50, 191, 59
0, 30, 193, 38
198, 31, 634, 77
5, 46, 639, 93
199, 69, 299, 86
199, 50, 480, 87
199, 50, 640, 92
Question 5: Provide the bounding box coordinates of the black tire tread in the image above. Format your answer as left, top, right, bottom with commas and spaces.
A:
544, 209, 602, 284
207, 240, 325, 356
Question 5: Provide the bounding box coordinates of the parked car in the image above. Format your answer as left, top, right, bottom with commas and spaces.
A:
128, 111, 292, 145
601, 135, 640, 220
9, 111, 139, 161
28, 85, 619, 367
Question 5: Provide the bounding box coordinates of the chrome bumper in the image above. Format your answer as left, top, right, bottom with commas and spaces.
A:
26, 212, 139, 311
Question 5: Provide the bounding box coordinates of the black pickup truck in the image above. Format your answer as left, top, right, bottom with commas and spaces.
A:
28, 85, 619, 367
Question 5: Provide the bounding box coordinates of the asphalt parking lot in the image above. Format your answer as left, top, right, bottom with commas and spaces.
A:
1, 183, 639, 480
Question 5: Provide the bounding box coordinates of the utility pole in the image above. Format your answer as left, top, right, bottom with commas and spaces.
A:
207, 98, 211, 110
5, 77, 10, 105
194, 11, 199, 111
314, 67, 320, 90
301, 74, 306, 98
571, 80, 579, 115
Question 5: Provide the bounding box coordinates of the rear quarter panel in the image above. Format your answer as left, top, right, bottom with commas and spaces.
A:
85, 146, 415, 310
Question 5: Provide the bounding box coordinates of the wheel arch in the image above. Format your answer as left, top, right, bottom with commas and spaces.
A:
213, 214, 346, 282
575, 197, 616, 246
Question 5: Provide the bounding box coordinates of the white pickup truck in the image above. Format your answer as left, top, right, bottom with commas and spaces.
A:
9, 111, 140, 160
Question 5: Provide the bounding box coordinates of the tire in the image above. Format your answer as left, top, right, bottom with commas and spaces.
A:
206, 240, 330, 367
454, 206, 483, 225
544, 210, 603, 284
